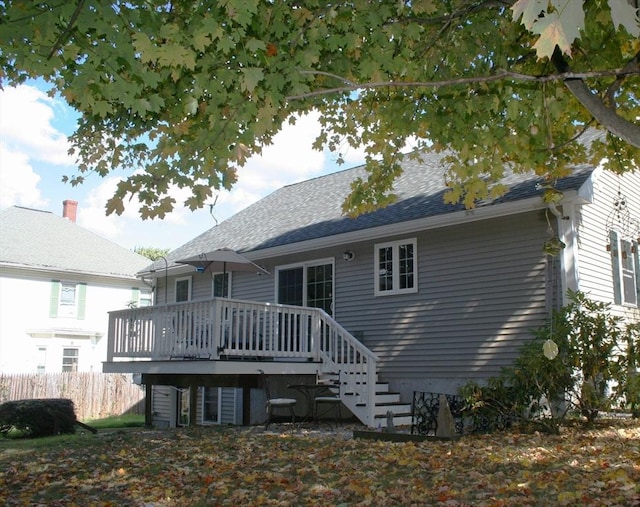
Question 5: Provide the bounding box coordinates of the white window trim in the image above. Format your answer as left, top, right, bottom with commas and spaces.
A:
211, 272, 232, 298
175, 276, 192, 303
274, 257, 335, 311
618, 236, 638, 307
201, 387, 222, 425
374, 238, 418, 297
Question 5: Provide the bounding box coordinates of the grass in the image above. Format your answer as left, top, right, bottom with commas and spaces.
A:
0, 413, 144, 450
85, 413, 145, 429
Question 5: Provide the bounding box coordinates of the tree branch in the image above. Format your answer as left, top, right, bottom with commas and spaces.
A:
48, 0, 86, 59
605, 51, 640, 109
551, 48, 640, 148
288, 67, 640, 100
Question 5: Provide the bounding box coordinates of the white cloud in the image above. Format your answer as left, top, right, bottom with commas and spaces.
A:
0, 143, 47, 209
76, 174, 199, 245
213, 112, 332, 218
0, 84, 371, 250
0, 85, 74, 165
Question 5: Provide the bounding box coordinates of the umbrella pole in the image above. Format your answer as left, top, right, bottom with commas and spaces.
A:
223, 262, 227, 298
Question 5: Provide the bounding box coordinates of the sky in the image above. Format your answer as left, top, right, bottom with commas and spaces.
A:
0, 81, 367, 252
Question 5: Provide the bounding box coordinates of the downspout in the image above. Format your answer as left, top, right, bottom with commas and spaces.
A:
551, 201, 579, 307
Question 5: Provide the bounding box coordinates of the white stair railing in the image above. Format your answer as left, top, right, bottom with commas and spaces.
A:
312, 310, 379, 427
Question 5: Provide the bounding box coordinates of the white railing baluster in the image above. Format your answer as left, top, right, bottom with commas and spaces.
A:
107, 297, 379, 425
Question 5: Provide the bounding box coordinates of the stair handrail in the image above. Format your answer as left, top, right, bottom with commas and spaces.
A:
312, 308, 379, 427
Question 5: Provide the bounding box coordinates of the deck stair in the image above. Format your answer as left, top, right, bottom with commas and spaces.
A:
322, 369, 412, 428
370, 382, 413, 428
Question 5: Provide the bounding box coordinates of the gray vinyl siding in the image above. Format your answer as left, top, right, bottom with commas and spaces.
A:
214, 211, 553, 387
334, 211, 551, 384
151, 386, 173, 428
219, 387, 243, 424
232, 269, 274, 303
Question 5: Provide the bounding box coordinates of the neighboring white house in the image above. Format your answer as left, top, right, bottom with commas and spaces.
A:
0, 201, 152, 373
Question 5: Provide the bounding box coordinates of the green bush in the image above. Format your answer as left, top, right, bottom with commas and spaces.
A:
0, 398, 77, 438
459, 290, 633, 432
614, 322, 640, 417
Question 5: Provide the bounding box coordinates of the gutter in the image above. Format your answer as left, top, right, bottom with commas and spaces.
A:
248, 191, 583, 261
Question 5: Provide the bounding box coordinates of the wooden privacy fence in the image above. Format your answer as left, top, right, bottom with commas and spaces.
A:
0, 372, 145, 421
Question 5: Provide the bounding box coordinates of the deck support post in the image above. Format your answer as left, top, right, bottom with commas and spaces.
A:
189, 385, 199, 427
144, 382, 153, 428
242, 385, 251, 425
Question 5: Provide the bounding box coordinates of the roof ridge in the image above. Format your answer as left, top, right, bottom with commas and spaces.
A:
7, 205, 53, 215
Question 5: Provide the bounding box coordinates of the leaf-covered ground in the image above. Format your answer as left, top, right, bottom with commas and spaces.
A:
1, 420, 638, 506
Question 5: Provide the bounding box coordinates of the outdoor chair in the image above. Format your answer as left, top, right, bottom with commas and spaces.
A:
313, 371, 342, 425
259, 369, 297, 429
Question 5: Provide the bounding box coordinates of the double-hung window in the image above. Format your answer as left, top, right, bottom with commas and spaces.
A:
212, 273, 230, 298
374, 238, 418, 296
50, 281, 86, 319
609, 230, 640, 307
175, 277, 192, 303
62, 348, 79, 372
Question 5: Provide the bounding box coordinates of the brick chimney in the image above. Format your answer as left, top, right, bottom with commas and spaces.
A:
63, 200, 78, 223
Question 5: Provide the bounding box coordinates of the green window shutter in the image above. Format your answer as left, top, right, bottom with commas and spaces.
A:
131, 287, 140, 307
609, 230, 621, 305
49, 280, 60, 318
76, 283, 87, 320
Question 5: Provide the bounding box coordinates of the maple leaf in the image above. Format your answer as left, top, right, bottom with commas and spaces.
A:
608, 0, 640, 36
240, 67, 264, 93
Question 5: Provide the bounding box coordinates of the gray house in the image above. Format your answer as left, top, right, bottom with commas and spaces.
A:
103, 151, 640, 428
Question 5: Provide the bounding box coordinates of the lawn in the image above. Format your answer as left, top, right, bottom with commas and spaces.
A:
0, 419, 638, 506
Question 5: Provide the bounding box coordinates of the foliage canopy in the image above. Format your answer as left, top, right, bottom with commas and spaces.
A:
1, 0, 638, 218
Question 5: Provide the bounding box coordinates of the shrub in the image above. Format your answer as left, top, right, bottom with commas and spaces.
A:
0, 398, 77, 438
614, 322, 640, 417
459, 290, 632, 431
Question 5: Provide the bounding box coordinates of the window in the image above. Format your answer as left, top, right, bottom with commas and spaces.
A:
202, 387, 220, 424
212, 273, 230, 298
60, 283, 76, 307
129, 287, 153, 307
62, 348, 78, 372
177, 388, 190, 426
139, 289, 153, 307
37, 347, 47, 374
50, 281, 86, 319
374, 238, 418, 296
609, 230, 639, 307
175, 277, 191, 303
276, 260, 334, 315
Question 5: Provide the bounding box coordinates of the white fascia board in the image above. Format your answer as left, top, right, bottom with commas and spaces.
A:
249, 194, 573, 261
136, 264, 193, 279
0, 263, 144, 283
576, 166, 599, 205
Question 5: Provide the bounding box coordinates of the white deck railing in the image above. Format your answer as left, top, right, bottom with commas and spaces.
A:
107, 298, 378, 426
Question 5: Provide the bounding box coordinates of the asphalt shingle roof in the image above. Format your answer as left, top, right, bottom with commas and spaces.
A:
157, 150, 594, 271
0, 206, 150, 278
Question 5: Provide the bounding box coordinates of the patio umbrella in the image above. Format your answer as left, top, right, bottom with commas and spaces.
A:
175, 248, 270, 276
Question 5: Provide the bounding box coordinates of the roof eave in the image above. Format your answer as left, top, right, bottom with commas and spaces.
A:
0, 263, 144, 282
248, 192, 582, 261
